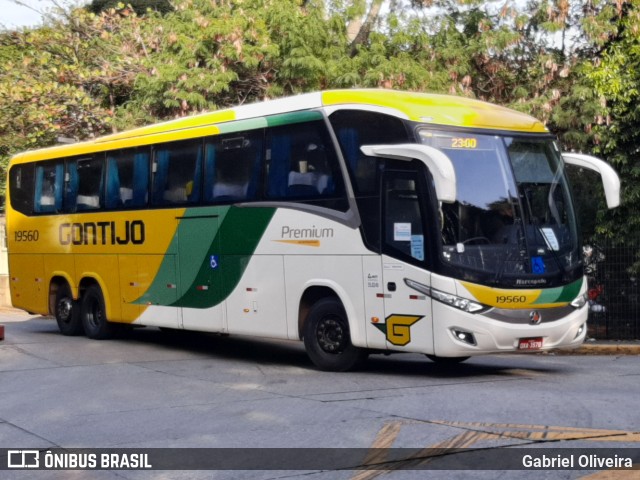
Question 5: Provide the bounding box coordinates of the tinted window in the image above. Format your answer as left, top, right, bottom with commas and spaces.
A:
329, 110, 410, 195
152, 141, 202, 206
105, 149, 150, 209
66, 157, 104, 211
265, 121, 345, 203
9, 164, 35, 215
383, 170, 427, 264
34, 161, 64, 214
204, 132, 263, 203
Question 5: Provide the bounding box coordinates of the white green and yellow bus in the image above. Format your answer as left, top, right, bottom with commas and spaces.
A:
6, 89, 620, 370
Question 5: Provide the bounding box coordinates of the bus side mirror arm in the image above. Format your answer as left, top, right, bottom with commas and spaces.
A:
562, 153, 621, 209
360, 144, 457, 203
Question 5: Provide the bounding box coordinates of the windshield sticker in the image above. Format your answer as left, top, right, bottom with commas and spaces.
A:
531, 256, 546, 274
411, 235, 424, 261
394, 223, 412, 241
541, 228, 560, 251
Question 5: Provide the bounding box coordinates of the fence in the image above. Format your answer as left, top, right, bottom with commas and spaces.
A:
586, 237, 640, 340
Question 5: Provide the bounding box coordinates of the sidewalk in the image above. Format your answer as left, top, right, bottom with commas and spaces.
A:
563, 339, 640, 356
0, 305, 36, 321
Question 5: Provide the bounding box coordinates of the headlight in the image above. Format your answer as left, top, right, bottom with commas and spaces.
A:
404, 278, 488, 314
570, 292, 588, 309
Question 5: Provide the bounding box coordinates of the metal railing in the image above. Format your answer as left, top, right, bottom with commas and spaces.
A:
585, 237, 640, 340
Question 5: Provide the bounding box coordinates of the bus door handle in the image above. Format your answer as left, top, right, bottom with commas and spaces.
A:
387, 282, 396, 292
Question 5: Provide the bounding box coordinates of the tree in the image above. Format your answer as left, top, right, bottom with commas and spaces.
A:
86, 0, 173, 16
581, 0, 640, 270
0, 0, 636, 263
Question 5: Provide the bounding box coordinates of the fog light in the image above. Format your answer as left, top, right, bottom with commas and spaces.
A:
575, 323, 586, 339
453, 329, 477, 346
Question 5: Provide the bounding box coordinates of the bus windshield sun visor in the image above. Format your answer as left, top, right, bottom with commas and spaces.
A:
360, 144, 457, 203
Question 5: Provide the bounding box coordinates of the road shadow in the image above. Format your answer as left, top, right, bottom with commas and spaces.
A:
18, 316, 565, 379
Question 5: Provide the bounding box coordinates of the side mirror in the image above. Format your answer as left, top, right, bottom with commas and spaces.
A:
562, 153, 621, 209
360, 144, 457, 203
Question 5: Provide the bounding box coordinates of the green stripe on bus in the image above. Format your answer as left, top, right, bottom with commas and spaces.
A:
215, 111, 323, 135
173, 206, 276, 308
533, 278, 583, 305
265, 111, 323, 127
136, 206, 276, 309
217, 117, 268, 134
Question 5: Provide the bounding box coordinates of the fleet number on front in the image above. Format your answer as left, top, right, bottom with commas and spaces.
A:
496, 295, 527, 304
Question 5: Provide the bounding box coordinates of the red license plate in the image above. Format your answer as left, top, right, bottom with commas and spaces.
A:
518, 337, 543, 350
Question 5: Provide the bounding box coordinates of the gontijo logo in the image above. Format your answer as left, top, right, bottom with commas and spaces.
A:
59, 220, 145, 246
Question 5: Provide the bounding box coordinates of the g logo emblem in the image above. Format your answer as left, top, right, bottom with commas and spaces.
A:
373, 314, 423, 346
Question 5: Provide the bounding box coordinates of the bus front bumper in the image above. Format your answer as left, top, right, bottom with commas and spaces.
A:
431, 301, 588, 358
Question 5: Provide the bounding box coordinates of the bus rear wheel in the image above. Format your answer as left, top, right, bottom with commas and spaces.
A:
81, 285, 116, 340
303, 297, 367, 372
54, 283, 83, 336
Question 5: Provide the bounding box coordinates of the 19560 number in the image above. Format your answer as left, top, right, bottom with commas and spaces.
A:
496, 295, 527, 304
14, 230, 40, 242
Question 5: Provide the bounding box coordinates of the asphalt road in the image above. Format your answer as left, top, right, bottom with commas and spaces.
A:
1, 312, 640, 480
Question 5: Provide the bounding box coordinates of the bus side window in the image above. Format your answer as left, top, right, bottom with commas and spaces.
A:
329, 110, 410, 195
265, 121, 342, 201
152, 141, 202, 206
34, 162, 64, 214
9, 164, 35, 215
383, 173, 427, 263
204, 132, 263, 203
106, 149, 149, 209
68, 157, 104, 211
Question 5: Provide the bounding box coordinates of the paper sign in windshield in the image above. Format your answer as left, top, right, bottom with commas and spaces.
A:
394, 223, 412, 241
541, 228, 560, 251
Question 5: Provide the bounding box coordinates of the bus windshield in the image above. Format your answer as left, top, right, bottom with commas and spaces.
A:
419, 130, 580, 286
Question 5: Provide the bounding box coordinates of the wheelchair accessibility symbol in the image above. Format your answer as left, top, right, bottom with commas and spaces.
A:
210, 255, 219, 270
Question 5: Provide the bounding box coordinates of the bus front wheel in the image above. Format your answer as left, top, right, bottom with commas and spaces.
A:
81, 285, 115, 340
54, 283, 83, 336
303, 297, 367, 372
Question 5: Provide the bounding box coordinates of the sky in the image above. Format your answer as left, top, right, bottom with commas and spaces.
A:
1, 0, 60, 29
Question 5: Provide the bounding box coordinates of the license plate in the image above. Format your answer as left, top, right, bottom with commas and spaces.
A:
518, 337, 543, 350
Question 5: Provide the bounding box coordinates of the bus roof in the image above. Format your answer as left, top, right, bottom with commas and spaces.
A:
10, 89, 547, 163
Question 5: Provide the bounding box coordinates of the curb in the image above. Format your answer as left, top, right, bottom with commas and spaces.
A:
553, 341, 640, 356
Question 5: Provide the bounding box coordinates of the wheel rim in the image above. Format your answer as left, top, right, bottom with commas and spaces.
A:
86, 296, 102, 330
316, 315, 347, 354
57, 297, 73, 324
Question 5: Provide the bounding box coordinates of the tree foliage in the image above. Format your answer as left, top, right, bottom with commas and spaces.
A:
87, 0, 173, 16
0, 0, 638, 268
580, 1, 640, 273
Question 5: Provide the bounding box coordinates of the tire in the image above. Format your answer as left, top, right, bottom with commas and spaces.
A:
54, 283, 83, 336
426, 354, 470, 365
303, 297, 368, 372
81, 285, 116, 340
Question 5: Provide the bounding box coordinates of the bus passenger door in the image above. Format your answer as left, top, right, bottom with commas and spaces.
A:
379, 169, 434, 355
177, 214, 225, 332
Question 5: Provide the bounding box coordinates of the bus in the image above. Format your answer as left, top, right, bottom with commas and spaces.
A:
6, 89, 620, 371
